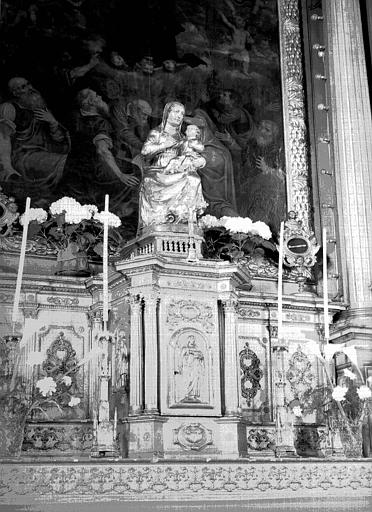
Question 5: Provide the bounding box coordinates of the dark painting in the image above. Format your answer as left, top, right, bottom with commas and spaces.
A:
0, 0, 286, 238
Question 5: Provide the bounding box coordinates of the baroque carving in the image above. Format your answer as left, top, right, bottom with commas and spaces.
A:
0, 233, 57, 255
237, 308, 260, 319
286, 345, 314, 398
23, 423, 93, 453
173, 423, 213, 451
166, 279, 213, 291
0, 462, 370, 501
47, 297, 79, 306
247, 428, 275, 452
280, 0, 312, 230
22, 303, 39, 319
167, 300, 214, 332
239, 343, 263, 407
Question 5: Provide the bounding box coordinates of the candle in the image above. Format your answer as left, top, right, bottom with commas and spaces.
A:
323, 227, 329, 343
188, 208, 194, 237
12, 197, 31, 327
277, 221, 284, 342
103, 194, 109, 330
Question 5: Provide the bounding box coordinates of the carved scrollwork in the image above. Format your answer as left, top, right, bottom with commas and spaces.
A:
167, 299, 214, 332
239, 343, 263, 407
23, 423, 93, 453
247, 428, 275, 452
286, 345, 315, 399
0, 187, 19, 237
47, 297, 79, 307
173, 423, 213, 451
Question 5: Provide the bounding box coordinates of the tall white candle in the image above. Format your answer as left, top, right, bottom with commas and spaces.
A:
103, 195, 109, 330
323, 227, 329, 343
188, 208, 194, 237
277, 221, 284, 342
12, 197, 31, 326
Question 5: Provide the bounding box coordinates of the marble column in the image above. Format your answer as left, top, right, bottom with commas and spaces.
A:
143, 293, 159, 414
324, 0, 372, 325
223, 299, 239, 416
129, 296, 143, 415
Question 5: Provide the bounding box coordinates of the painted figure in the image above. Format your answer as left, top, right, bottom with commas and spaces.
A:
217, 0, 254, 76
187, 109, 238, 218
63, 88, 139, 212
0, 77, 70, 190
138, 102, 207, 228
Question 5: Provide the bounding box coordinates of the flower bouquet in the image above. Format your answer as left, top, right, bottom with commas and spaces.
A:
199, 215, 275, 263
290, 341, 372, 457
0, 339, 82, 457
20, 197, 122, 276
0, 334, 103, 457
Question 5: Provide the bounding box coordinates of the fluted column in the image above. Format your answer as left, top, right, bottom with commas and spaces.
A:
324, 0, 372, 317
129, 296, 142, 414
143, 293, 159, 413
223, 299, 239, 416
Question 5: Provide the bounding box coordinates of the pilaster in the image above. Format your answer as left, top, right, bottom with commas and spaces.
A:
129, 295, 143, 415
143, 293, 159, 414
222, 299, 239, 416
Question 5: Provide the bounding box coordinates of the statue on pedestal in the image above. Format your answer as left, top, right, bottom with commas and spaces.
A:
138, 101, 207, 229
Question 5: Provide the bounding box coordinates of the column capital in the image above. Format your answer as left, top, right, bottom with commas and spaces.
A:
221, 298, 238, 313
142, 292, 160, 307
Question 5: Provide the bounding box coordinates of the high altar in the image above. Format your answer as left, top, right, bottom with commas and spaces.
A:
0, 0, 371, 508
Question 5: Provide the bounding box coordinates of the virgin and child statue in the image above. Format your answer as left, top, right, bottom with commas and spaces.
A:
138, 101, 208, 228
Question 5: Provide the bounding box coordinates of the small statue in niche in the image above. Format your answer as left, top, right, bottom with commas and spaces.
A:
175, 334, 205, 403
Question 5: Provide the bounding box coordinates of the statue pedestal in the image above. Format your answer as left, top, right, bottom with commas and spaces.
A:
118, 223, 204, 261
115, 225, 251, 460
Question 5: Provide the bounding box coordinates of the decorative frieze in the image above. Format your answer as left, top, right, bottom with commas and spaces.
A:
1, 461, 371, 503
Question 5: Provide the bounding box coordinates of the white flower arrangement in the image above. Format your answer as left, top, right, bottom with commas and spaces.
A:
331, 385, 348, 402
68, 396, 81, 407
93, 210, 122, 228
356, 385, 372, 400
199, 215, 272, 240
19, 207, 48, 225
343, 368, 357, 381
18, 197, 123, 261
61, 375, 72, 387
301, 340, 372, 437
292, 405, 303, 417
36, 376, 57, 397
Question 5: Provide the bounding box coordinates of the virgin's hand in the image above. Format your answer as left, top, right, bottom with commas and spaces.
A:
120, 174, 140, 187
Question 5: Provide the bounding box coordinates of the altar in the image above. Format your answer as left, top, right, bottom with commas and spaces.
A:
1, 0, 372, 508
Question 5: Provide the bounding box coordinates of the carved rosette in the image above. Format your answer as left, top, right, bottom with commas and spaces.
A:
279, 0, 312, 230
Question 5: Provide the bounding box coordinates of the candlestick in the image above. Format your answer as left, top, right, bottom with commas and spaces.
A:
322, 227, 329, 343
103, 194, 109, 329
277, 221, 284, 342
12, 197, 31, 327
